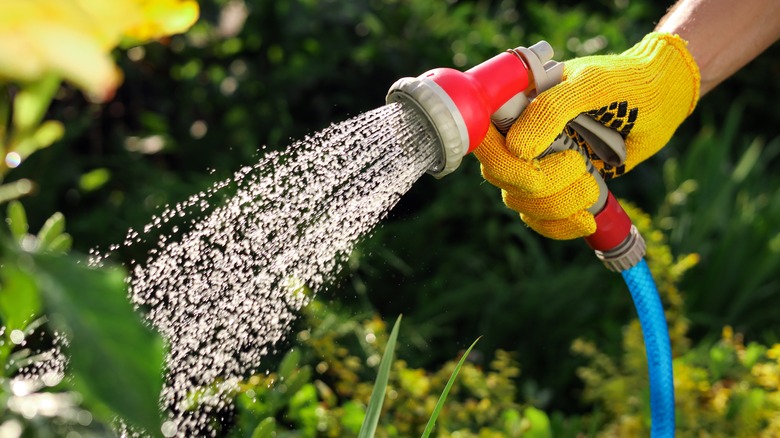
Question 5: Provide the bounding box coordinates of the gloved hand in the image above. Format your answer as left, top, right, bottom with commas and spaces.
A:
474, 32, 700, 240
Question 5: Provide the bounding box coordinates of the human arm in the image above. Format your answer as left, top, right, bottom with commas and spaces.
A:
657, 0, 780, 96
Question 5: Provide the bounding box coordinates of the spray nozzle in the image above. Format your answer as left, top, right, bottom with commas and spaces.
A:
386, 41, 561, 178
387, 42, 644, 270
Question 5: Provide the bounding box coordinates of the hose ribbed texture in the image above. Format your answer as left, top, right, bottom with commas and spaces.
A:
622, 258, 675, 437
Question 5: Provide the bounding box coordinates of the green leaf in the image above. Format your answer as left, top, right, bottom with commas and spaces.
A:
0, 179, 35, 204
13, 75, 61, 134
284, 365, 312, 400
278, 348, 300, 382
341, 401, 366, 434
251, 417, 277, 438
6, 200, 28, 239
421, 336, 481, 438
36, 212, 65, 249
288, 383, 318, 435
523, 406, 553, 438
20, 249, 165, 436
358, 314, 401, 438
0, 264, 41, 332
0, 84, 9, 152
46, 233, 73, 254
31, 120, 65, 150
742, 343, 766, 368
79, 168, 112, 192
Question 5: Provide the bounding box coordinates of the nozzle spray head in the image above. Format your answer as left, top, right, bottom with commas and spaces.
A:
386, 41, 562, 178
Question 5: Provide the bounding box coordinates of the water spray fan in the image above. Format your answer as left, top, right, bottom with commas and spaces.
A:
387, 43, 675, 437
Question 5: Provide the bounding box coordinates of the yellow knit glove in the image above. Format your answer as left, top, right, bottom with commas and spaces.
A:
474, 33, 700, 240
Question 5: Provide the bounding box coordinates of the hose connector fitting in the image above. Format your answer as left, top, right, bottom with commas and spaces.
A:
594, 225, 646, 272
584, 191, 647, 272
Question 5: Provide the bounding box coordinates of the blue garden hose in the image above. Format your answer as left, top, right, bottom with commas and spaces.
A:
622, 258, 675, 437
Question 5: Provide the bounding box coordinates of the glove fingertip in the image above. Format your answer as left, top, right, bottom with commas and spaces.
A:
520, 210, 596, 241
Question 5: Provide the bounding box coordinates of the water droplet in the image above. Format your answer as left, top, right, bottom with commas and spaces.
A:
161, 420, 178, 437
82, 102, 439, 435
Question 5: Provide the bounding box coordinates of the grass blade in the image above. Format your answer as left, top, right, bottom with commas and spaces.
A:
421, 337, 481, 438
358, 314, 402, 438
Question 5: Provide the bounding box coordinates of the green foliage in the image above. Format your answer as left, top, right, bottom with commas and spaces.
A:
0, 75, 65, 183
28, 253, 164, 435
230, 301, 552, 437
421, 336, 480, 438
232, 199, 780, 437
0, 0, 777, 437
572, 203, 780, 437
359, 315, 401, 438
0, 202, 164, 436
577, 323, 780, 437
658, 103, 780, 338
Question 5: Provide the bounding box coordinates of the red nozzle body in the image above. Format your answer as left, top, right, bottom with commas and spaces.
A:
585, 192, 632, 251
587, 192, 646, 272
422, 52, 530, 153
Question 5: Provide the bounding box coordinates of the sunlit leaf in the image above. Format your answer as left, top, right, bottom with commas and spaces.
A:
6, 200, 28, 239
523, 406, 553, 438
341, 401, 366, 434
421, 336, 481, 438
18, 248, 165, 435
12, 74, 60, 134
31, 120, 65, 150
288, 383, 318, 435
79, 168, 112, 192
0, 263, 41, 332
358, 314, 401, 438
36, 212, 65, 249
46, 233, 73, 254
251, 417, 276, 438
0, 179, 35, 204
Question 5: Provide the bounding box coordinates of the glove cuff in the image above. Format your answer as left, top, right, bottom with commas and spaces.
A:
632, 32, 702, 116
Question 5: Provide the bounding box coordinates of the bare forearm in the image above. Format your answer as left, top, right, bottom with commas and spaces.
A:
656, 0, 780, 96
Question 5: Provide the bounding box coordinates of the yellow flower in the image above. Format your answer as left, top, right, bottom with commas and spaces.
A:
74, 0, 200, 44
710, 384, 732, 415
0, 0, 120, 101
73, 0, 143, 48
122, 0, 201, 43
767, 344, 780, 361
752, 363, 780, 390
0, 0, 199, 101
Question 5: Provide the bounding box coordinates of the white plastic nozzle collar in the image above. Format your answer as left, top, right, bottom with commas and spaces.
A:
386, 77, 470, 178
594, 225, 647, 272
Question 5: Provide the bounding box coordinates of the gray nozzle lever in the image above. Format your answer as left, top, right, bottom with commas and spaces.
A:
569, 114, 626, 167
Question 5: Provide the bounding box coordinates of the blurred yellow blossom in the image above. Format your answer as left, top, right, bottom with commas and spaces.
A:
0, 0, 199, 101
123, 0, 202, 42
768, 344, 780, 361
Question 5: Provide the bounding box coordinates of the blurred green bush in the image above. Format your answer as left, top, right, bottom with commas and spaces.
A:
223, 196, 780, 437
2, 0, 779, 434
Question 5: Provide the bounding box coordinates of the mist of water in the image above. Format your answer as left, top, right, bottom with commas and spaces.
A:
104, 102, 441, 435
